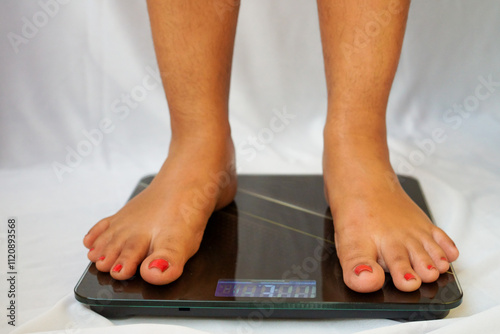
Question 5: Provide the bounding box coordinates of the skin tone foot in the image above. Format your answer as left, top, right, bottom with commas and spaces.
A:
317, 0, 459, 292
84, 0, 241, 286
323, 133, 460, 293
83, 134, 237, 285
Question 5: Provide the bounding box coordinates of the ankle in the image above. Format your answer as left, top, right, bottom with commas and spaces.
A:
323, 123, 396, 201
170, 122, 232, 146
170, 104, 231, 139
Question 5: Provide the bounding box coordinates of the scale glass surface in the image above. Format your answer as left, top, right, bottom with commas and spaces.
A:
75, 175, 462, 320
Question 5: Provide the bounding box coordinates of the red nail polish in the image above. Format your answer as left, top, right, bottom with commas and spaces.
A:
149, 259, 169, 272
441, 257, 448, 262
404, 273, 416, 281
427, 265, 435, 270
98, 256, 105, 261
89, 248, 95, 252
354, 265, 373, 276
112, 264, 123, 272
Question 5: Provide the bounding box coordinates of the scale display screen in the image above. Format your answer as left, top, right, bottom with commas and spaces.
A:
215, 279, 317, 298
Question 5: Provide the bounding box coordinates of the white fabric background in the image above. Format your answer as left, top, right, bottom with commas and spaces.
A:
1, 0, 499, 333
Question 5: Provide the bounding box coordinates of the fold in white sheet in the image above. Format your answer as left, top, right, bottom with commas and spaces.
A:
11, 294, 211, 334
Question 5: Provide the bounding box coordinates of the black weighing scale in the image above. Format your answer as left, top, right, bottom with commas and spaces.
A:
75, 175, 462, 320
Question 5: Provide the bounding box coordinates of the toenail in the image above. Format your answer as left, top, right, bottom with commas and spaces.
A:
404, 273, 416, 281
441, 257, 448, 262
149, 259, 169, 272
98, 256, 105, 261
89, 248, 95, 252
427, 265, 435, 270
112, 264, 123, 272
354, 265, 373, 276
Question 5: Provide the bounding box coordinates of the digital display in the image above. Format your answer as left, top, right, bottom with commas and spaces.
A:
215, 279, 316, 298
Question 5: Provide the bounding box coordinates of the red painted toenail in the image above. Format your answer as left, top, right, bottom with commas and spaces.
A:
427, 265, 435, 270
441, 257, 448, 262
149, 259, 169, 272
98, 256, 105, 261
354, 265, 373, 276
89, 248, 95, 252
404, 273, 416, 281
112, 264, 123, 272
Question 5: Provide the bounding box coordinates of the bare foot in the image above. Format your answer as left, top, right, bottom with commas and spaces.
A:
83, 133, 237, 285
323, 134, 459, 293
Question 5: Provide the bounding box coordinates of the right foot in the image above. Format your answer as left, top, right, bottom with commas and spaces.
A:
83, 133, 237, 285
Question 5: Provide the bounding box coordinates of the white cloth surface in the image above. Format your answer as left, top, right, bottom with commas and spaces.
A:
1, 0, 500, 333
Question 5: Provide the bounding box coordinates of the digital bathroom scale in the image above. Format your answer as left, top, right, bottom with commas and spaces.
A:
75, 175, 462, 320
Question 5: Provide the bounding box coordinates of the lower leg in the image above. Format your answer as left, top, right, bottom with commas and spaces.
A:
83, 0, 240, 285
318, 0, 407, 198
148, 0, 238, 140
317, 0, 459, 292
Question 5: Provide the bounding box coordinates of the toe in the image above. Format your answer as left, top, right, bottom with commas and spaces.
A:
382, 243, 421, 292
94, 242, 122, 273
407, 241, 440, 283
348, 261, 386, 293
336, 232, 385, 293
139, 231, 194, 285
83, 218, 110, 248
433, 228, 459, 263
423, 236, 451, 273
140, 251, 184, 286
92, 229, 129, 272
87, 230, 113, 263
110, 234, 150, 280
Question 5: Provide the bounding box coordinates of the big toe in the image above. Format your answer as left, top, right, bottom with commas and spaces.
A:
139, 233, 195, 285
337, 234, 385, 293
345, 259, 386, 293
141, 252, 185, 285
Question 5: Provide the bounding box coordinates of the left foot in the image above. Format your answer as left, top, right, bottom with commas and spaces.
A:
323, 129, 459, 293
